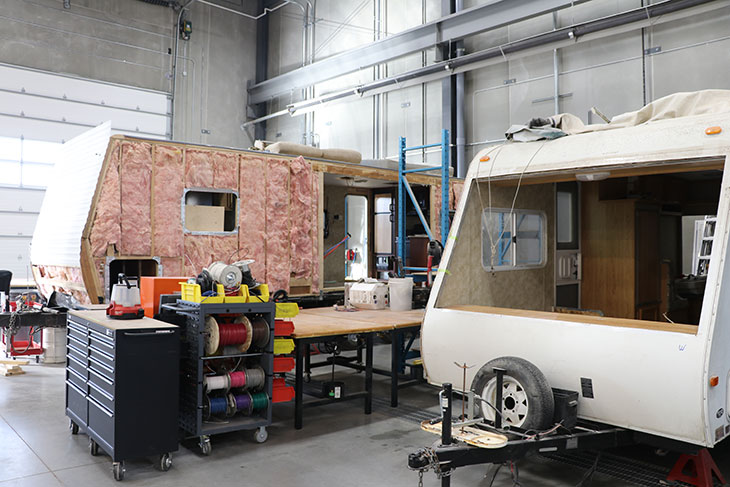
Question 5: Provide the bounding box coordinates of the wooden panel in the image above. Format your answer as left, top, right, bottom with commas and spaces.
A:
636, 206, 661, 309
446, 305, 697, 335
580, 182, 636, 319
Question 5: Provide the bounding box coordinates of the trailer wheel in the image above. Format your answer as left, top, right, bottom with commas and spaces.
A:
471, 356, 554, 430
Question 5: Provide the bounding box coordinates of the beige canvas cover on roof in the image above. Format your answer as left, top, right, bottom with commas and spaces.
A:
555, 89, 730, 135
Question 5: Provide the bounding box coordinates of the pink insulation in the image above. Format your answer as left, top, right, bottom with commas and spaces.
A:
161, 257, 183, 277
120, 142, 152, 255
185, 150, 214, 188
265, 158, 291, 292
34, 265, 90, 304
239, 155, 267, 283
213, 151, 238, 189
310, 171, 321, 293
289, 156, 313, 280
89, 141, 122, 257
153, 145, 184, 257
183, 235, 238, 277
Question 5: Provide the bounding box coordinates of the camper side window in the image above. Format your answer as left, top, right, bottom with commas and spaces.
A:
481, 209, 546, 271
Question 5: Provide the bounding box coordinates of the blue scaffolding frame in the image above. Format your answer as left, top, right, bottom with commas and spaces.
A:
397, 128, 450, 276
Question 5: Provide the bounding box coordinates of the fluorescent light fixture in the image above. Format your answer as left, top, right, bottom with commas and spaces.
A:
576, 172, 610, 182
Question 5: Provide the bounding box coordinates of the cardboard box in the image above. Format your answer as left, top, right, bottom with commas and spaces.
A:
185, 205, 224, 232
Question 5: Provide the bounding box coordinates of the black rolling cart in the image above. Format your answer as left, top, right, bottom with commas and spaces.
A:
65, 310, 179, 481
160, 300, 275, 455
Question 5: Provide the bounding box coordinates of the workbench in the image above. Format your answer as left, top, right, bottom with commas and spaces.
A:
291, 307, 424, 429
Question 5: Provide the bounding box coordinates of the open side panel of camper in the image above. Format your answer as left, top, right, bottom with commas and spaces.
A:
422, 110, 730, 446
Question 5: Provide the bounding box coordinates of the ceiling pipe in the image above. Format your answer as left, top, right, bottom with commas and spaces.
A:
241, 0, 719, 129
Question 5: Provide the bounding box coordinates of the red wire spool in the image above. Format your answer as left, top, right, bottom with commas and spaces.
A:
218, 323, 248, 346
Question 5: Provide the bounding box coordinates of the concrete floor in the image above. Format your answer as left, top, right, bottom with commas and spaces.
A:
0, 344, 725, 486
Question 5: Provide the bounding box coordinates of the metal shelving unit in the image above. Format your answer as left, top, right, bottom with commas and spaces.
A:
161, 300, 275, 454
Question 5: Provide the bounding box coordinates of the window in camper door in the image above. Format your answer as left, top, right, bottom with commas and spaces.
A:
481, 209, 546, 271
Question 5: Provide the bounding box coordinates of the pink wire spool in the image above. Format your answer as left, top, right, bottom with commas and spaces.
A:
229, 371, 247, 388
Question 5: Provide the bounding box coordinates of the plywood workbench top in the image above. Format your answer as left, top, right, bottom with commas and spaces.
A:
68, 309, 178, 331
291, 307, 424, 338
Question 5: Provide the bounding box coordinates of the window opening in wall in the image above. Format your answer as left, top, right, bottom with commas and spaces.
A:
481, 209, 546, 271
106, 258, 159, 301
183, 189, 238, 233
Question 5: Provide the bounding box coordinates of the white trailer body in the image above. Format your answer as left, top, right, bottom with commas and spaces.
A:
422, 110, 730, 447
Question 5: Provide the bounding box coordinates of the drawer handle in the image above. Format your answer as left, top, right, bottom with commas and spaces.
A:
67, 321, 87, 333
66, 380, 86, 396
89, 369, 113, 386
88, 356, 113, 374
67, 367, 86, 382
88, 345, 114, 360
88, 381, 114, 401
124, 330, 175, 336
88, 396, 113, 418
68, 335, 86, 348
67, 354, 85, 367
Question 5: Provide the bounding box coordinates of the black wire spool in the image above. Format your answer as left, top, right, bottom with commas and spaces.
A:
250, 316, 270, 348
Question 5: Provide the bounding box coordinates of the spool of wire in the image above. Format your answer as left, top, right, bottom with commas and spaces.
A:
250, 316, 270, 349
228, 392, 253, 415
251, 392, 269, 411
244, 366, 266, 390
229, 371, 246, 388
205, 396, 228, 419
232, 315, 254, 352
204, 374, 230, 391
218, 323, 248, 346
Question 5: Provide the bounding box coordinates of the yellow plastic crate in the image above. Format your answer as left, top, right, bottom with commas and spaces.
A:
273, 338, 295, 355
275, 302, 299, 318
179, 282, 271, 304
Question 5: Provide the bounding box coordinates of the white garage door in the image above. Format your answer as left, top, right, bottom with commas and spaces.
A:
0, 63, 170, 284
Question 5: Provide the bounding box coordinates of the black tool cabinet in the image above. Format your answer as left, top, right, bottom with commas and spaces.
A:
65, 310, 179, 481
159, 300, 275, 455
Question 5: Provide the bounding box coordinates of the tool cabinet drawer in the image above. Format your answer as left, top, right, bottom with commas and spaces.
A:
67, 324, 87, 344
66, 381, 88, 421
66, 368, 87, 391
88, 332, 115, 357
88, 395, 114, 447
88, 367, 114, 397
88, 346, 114, 372
67, 352, 88, 378
88, 382, 114, 413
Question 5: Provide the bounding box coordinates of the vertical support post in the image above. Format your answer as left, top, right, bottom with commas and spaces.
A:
365, 332, 374, 414
441, 383, 452, 445
494, 367, 505, 429
441, 129, 450, 247
398, 136, 407, 275
295, 339, 304, 430
391, 328, 400, 407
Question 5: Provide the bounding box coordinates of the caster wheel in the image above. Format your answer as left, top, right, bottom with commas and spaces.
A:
304, 373, 311, 383
200, 438, 212, 456
70, 420, 79, 435
35, 356, 39, 364
112, 462, 125, 481
254, 427, 268, 444
89, 439, 99, 456
158, 453, 172, 472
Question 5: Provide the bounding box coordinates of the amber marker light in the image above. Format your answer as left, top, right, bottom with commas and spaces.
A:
710, 376, 719, 387
706, 126, 722, 135
480, 156, 490, 162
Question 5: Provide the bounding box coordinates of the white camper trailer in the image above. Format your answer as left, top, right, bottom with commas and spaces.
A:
421, 91, 730, 447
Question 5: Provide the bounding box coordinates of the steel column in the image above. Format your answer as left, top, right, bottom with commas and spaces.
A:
397, 136, 406, 275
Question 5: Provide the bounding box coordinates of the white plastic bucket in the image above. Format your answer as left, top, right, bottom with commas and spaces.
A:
388, 277, 414, 311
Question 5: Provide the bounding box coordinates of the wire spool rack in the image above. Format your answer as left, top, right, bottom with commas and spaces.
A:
160, 300, 275, 454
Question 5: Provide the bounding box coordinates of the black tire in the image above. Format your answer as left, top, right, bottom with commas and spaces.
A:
89, 439, 99, 456
70, 420, 79, 435
471, 356, 554, 431
113, 462, 124, 481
